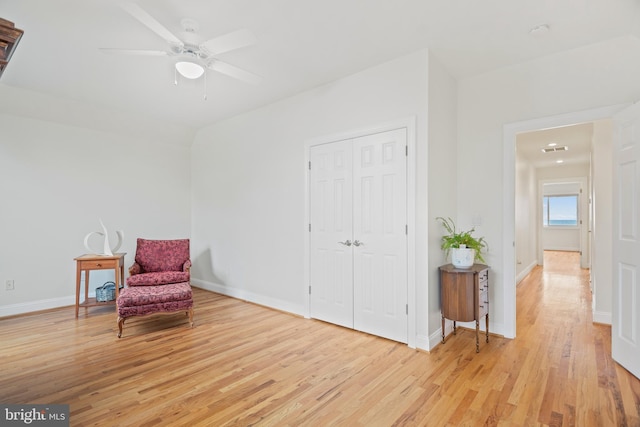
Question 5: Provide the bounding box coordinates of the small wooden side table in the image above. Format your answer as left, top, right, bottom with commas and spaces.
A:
75, 253, 126, 317
439, 263, 489, 352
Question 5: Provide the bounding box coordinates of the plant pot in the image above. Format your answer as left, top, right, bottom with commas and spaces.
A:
451, 247, 475, 269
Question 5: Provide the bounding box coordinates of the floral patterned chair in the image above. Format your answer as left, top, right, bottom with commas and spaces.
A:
116, 238, 194, 338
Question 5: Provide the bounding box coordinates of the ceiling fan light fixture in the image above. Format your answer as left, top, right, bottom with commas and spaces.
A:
175, 61, 205, 79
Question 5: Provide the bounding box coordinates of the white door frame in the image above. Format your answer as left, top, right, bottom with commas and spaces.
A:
503, 104, 627, 339
304, 116, 417, 348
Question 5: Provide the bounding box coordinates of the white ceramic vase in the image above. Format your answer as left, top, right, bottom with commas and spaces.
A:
451, 245, 475, 269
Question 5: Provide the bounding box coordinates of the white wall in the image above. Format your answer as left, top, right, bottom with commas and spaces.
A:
427, 52, 458, 346
591, 119, 613, 324
458, 35, 640, 337
191, 50, 448, 350
0, 112, 192, 316
514, 152, 537, 282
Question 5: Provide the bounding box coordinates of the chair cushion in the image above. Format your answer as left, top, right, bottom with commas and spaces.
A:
135, 238, 190, 273
117, 282, 192, 309
127, 271, 190, 287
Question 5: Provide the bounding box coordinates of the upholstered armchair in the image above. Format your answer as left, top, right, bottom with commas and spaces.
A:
127, 238, 192, 286
116, 238, 194, 338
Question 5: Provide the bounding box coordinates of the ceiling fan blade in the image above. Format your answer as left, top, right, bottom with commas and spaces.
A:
99, 48, 167, 56
207, 60, 262, 85
121, 3, 183, 46
200, 29, 256, 55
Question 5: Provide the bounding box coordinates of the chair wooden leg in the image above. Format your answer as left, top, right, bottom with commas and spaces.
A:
187, 308, 194, 328
117, 317, 125, 338
117, 306, 192, 338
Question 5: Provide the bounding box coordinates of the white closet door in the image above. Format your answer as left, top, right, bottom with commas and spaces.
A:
352, 129, 408, 343
309, 128, 408, 343
309, 140, 354, 328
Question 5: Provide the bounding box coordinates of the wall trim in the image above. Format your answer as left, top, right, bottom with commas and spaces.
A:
416, 333, 431, 351
516, 260, 538, 284
0, 295, 75, 318
191, 279, 305, 318
428, 329, 445, 351
430, 320, 505, 351
593, 310, 612, 325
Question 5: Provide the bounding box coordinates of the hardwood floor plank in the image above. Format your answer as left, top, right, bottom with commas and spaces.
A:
392, 383, 440, 426
1, 251, 639, 426
446, 389, 477, 425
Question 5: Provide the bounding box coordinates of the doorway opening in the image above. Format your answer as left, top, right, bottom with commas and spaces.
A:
503, 104, 626, 339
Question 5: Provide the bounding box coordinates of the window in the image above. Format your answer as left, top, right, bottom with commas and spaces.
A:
542, 195, 578, 226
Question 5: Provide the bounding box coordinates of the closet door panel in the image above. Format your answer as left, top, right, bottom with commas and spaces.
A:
352, 129, 408, 343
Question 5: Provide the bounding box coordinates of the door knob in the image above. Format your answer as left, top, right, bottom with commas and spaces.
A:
353, 240, 363, 247
338, 240, 352, 246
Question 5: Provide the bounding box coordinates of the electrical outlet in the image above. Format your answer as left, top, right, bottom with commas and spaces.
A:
5, 280, 15, 290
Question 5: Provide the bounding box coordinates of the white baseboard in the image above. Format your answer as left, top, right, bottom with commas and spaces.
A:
516, 260, 538, 284
191, 278, 305, 318
427, 331, 441, 351
415, 334, 430, 351
0, 295, 75, 318
592, 310, 612, 325
428, 325, 449, 351
428, 318, 509, 350
0, 280, 305, 319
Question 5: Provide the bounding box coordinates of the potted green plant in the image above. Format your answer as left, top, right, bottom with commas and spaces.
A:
436, 216, 488, 268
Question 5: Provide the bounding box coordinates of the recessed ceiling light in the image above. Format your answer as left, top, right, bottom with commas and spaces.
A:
529, 24, 550, 37
547, 142, 557, 147
556, 160, 564, 164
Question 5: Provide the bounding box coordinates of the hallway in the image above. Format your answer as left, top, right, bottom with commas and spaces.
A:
513, 250, 639, 425
519, 250, 592, 331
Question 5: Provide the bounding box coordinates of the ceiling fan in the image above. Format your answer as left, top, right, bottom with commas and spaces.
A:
101, 3, 261, 85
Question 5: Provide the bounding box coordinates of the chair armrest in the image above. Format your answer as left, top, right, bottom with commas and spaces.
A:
182, 259, 192, 272
129, 262, 142, 276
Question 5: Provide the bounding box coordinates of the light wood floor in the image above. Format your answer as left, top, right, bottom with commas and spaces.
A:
1, 251, 639, 426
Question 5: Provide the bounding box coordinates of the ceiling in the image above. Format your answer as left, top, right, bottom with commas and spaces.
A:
516, 122, 595, 169
1, 0, 639, 131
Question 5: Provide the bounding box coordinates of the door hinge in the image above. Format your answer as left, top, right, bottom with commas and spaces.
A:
309, 223, 311, 232
308, 161, 311, 170
406, 304, 408, 315
309, 285, 312, 295
405, 145, 408, 156
406, 224, 408, 235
